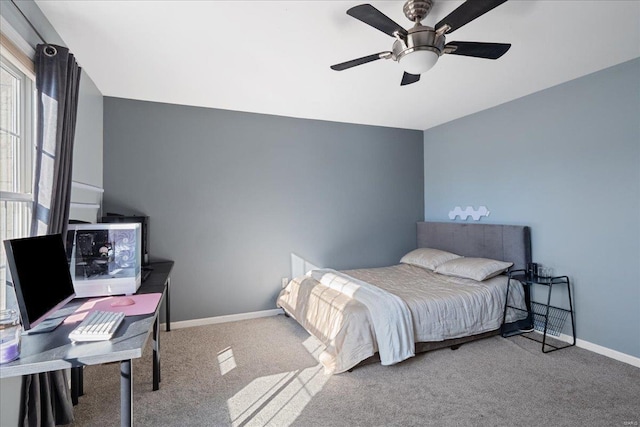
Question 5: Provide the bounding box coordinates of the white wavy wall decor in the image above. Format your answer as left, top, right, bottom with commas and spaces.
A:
448, 206, 490, 221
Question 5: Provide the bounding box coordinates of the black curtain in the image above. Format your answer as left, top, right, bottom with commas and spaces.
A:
23, 43, 81, 427
30, 43, 80, 238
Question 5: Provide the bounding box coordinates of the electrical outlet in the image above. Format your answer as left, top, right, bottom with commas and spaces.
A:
281, 277, 289, 288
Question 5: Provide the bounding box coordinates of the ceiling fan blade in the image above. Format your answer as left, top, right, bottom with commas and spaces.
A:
347, 4, 408, 38
330, 52, 389, 71
436, 0, 508, 34
400, 72, 421, 86
444, 42, 511, 59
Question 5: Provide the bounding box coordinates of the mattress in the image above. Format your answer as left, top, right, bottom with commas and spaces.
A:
277, 263, 526, 373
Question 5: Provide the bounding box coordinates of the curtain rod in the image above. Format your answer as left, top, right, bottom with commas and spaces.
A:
10, 0, 48, 45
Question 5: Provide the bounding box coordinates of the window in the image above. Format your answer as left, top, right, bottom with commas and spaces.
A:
0, 43, 35, 309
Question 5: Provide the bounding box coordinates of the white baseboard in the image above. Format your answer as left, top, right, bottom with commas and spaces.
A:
161, 308, 283, 330
533, 330, 640, 368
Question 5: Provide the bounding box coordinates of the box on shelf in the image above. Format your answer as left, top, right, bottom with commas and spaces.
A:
66, 223, 142, 297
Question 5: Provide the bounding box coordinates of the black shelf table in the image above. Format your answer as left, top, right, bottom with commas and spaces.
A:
502, 269, 576, 353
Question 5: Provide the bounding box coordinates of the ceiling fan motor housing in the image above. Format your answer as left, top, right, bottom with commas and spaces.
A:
393, 25, 445, 58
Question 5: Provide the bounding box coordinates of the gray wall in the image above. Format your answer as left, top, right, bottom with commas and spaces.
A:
424, 58, 640, 358
103, 98, 424, 321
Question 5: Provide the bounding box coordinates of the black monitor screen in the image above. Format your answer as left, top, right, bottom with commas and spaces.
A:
4, 234, 76, 330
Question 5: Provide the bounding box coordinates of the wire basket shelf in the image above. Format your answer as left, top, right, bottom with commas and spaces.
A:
531, 301, 569, 337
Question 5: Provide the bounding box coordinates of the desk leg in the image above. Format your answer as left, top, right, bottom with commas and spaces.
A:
71, 366, 85, 405
120, 359, 133, 427
153, 318, 160, 390
78, 366, 83, 396
71, 367, 80, 405
165, 277, 171, 332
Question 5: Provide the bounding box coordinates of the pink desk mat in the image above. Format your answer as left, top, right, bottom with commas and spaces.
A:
64, 293, 163, 324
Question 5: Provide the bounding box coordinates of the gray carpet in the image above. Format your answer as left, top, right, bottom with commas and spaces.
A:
69, 315, 639, 426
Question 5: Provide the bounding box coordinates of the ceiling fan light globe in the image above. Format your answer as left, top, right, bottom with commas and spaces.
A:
399, 49, 439, 75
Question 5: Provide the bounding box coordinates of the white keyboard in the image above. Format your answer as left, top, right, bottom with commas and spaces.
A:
69, 310, 125, 342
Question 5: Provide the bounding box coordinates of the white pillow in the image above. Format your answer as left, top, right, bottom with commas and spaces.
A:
400, 248, 462, 271
435, 257, 513, 281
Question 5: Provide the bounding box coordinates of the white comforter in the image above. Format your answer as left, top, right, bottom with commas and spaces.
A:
277, 264, 527, 374
309, 269, 415, 366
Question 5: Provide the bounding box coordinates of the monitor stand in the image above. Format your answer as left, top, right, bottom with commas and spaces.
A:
24, 316, 66, 334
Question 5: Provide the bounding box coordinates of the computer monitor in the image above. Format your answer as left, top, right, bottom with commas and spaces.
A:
3, 234, 76, 331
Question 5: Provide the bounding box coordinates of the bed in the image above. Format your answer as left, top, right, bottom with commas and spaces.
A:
277, 221, 532, 374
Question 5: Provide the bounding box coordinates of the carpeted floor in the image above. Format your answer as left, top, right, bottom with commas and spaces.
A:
69, 315, 639, 426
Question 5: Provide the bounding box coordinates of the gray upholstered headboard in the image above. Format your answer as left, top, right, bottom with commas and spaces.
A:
416, 222, 531, 271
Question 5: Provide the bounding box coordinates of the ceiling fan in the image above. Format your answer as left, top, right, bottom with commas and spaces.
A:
331, 0, 511, 86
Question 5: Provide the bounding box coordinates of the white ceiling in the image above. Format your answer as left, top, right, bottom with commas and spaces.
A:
35, 1, 640, 130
